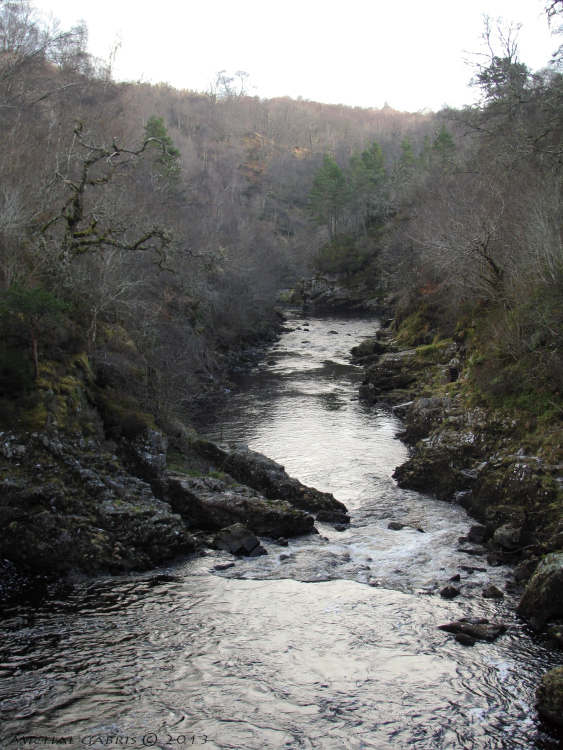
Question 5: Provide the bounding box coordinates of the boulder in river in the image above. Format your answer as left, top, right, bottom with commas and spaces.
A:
440, 585, 461, 599
212, 524, 267, 556
316, 509, 350, 524
438, 619, 507, 642
468, 524, 487, 544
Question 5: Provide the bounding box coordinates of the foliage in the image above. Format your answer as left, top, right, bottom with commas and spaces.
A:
143, 115, 181, 179
2, 281, 71, 377
308, 153, 350, 239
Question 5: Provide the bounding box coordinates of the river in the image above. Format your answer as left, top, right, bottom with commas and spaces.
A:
1, 313, 562, 749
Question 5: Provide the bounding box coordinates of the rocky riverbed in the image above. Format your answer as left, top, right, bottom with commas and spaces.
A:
355, 327, 563, 724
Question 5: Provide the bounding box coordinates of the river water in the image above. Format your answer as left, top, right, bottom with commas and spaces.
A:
1, 313, 563, 750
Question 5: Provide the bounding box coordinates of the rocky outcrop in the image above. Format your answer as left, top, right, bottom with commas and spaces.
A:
359, 349, 420, 404
291, 274, 383, 312
117, 428, 168, 493
537, 666, 563, 725
166, 472, 315, 537
517, 553, 563, 629
191, 439, 348, 515
0, 430, 195, 575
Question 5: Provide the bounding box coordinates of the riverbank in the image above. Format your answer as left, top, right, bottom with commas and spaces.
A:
355, 325, 563, 723
0, 310, 350, 606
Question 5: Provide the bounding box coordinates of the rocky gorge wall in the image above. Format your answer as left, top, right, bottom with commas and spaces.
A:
353, 328, 563, 724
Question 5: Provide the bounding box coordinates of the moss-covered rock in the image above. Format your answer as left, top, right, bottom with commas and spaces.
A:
517, 553, 563, 629
537, 666, 563, 725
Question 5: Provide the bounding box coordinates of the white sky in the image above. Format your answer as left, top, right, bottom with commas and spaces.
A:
33, 0, 558, 112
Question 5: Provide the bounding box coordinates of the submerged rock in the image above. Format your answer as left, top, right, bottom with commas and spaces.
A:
482, 585, 504, 599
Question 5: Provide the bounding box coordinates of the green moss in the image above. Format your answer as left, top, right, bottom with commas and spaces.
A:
395, 306, 430, 347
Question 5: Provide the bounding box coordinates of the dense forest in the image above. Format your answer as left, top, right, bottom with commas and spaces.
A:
2, 0, 563, 447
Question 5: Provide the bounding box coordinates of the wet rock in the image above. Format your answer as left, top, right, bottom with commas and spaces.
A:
487, 552, 505, 567
388, 522, 405, 530
537, 666, 563, 725
316, 509, 351, 524
212, 524, 262, 556
468, 525, 487, 544
517, 553, 563, 629
166, 472, 314, 538
334, 524, 347, 532
438, 620, 507, 642
191, 439, 347, 515
350, 338, 388, 362
440, 585, 461, 599
513, 558, 539, 583
400, 397, 458, 444
493, 523, 522, 550
482, 585, 504, 599
214, 562, 236, 570
360, 350, 420, 403
455, 633, 476, 647
485, 506, 525, 543
450, 573, 461, 582
274, 537, 289, 546
248, 544, 268, 557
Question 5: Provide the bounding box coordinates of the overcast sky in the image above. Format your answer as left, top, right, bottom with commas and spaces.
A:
33, 0, 558, 112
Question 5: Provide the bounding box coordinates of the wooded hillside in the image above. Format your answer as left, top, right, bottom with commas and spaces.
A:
2, 0, 563, 438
